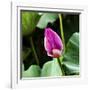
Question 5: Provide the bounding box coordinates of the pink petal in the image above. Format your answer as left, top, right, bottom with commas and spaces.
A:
44, 37, 52, 53
45, 28, 63, 50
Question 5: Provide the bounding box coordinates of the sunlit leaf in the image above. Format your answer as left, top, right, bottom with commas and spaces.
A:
62, 32, 79, 75
22, 65, 41, 77
37, 13, 58, 29
41, 58, 62, 76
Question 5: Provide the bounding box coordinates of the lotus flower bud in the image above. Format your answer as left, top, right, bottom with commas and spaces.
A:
44, 28, 63, 58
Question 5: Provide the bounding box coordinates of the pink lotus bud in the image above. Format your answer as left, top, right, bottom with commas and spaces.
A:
44, 28, 63, 58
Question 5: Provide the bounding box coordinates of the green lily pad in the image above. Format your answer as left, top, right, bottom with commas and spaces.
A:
21, 11, 40, 36
22, 65, 41, 77
37, 13, 58, 29
41, 58, 62, 77
62, 32, 79, 75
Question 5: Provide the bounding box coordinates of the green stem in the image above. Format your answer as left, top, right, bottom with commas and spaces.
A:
59, 14, 65, 53
30, 37, 39, 65
57, 58, 65, 76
